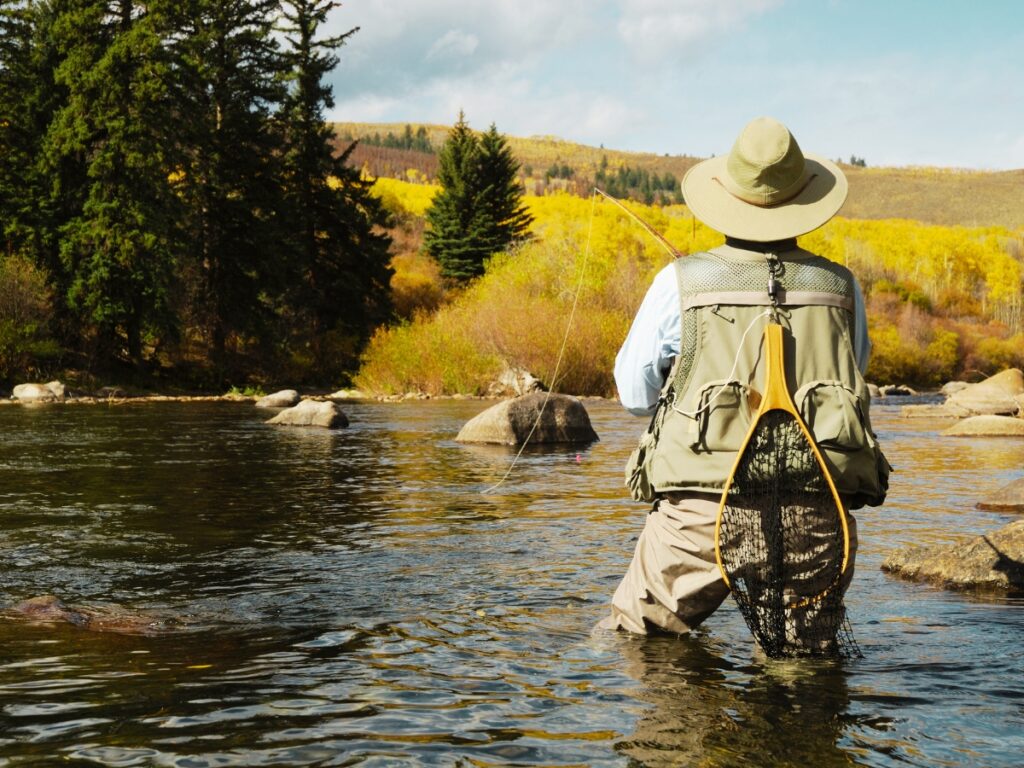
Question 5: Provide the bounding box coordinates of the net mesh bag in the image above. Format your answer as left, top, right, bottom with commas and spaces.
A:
717, 410, 860, 659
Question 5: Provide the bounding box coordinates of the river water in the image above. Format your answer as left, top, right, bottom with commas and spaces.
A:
0, 397, 1022, 766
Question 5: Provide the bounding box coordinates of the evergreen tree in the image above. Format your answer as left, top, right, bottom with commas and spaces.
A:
425, 115, 530, 282
47, 0, 179, 363
424, 112, 492, 281
165, 0, 286, 376
477, 123, 531, 252
278, 0, 392, 379
1, 0, 79, 337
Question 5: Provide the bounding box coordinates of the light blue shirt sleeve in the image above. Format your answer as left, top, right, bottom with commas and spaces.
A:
614, 263, 681, 416
614, 263, 872, 416
852, 278, 871, 375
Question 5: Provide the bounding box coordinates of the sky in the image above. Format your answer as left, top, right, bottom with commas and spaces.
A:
325, 0, 1024, 170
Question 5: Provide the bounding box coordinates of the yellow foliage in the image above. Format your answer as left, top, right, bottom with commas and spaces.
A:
390, 251, 444, 319
372, 177, 437, 218
359, 178, 1024, 394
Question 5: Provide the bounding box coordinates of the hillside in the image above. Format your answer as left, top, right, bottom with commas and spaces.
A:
334, 122, 1024, 230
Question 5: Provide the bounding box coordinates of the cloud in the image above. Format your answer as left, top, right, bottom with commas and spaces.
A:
616, 0, 782, 62
426, 29, 479, 61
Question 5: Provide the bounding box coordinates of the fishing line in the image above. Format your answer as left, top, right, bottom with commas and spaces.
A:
481, 191, 599, 494
482, 187, 683, 494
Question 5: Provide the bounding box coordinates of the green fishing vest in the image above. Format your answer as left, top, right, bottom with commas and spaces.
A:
626, 245, 890, 509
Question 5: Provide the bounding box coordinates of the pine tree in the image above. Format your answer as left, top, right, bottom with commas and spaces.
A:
278, 0, 392, 380
424, 112, 492, 281
424, 115, 530, 282
165, 0, 286, 376
1, 0, 79, 337
478, 123, 531, 251
47, 0, 179, 363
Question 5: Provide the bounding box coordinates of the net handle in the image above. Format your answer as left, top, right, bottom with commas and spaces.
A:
713, 323, 852, 606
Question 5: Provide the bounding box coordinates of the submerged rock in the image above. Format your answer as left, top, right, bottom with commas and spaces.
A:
882, 520, 1024, 593
255, 389, 300, 408
12, 381, 66, 403
8, 595, 172, 635
267, 398, 348, 428
946, 368, 1024, 417
900, 403, 967, 419
456, 392, 598, 445
942, 415, 1024, 437
977, 478, 1024, 512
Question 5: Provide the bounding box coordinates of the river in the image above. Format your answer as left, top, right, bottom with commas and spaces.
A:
1, 398, 1022, 766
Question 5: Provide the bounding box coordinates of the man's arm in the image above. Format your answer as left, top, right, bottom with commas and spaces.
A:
613, 263, 681, 416
852, 278, 871, 374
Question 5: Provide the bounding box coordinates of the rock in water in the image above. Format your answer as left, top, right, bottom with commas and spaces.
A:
880, 384, 917, 397
882, 519, 1024, 593
978, 478, 1024, 511
255, 389, 300, 408
942, 416, 1024, 437
9, 595, 170, 635
267, 399, 348, 428
12, 381, 66, 403
946, 368, 1024, 416
456, 392, 598, 445
940, 380, 970, 396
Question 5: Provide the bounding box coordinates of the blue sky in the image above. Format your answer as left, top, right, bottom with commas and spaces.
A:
326, 1, 1024, 170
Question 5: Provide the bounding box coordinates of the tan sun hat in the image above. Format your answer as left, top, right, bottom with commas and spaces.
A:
681, 116, 848, 242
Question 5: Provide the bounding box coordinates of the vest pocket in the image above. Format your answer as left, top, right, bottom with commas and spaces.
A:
690, 379, 755, 452
794, 380, 867, 451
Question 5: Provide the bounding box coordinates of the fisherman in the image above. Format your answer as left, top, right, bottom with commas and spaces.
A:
599, 117, 889, 644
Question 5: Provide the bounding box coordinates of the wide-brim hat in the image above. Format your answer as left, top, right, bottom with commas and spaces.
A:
681, 117, 848, 242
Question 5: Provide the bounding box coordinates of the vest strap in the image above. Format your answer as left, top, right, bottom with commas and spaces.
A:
682, 289, 854, 312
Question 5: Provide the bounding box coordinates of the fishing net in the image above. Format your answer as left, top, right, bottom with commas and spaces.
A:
717, 409, 860, 659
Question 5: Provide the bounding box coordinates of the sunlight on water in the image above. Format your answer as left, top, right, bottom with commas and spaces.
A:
0, 399, 1022, 765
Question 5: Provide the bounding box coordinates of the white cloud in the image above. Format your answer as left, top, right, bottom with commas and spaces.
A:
616, 0, 782, 62
426, 29, 479, 61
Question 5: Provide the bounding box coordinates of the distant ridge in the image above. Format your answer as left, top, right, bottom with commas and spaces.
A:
333, 122, 1024, 229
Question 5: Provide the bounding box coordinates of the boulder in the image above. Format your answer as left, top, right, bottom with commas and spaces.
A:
946, 368, 1024, 416
329, 388, 366, 400
866, 383, 881, 399
977, 478, 1024, 511
880, 384, 917, 397
882, 519, 1024, 593
12, 381, 66, 403
255, 389, 300, 408
487, 363, 545, 398
456, 392, 598, 445
267, 398, 348, 429
940, 380, 971, 396
942, 415, 1024, 437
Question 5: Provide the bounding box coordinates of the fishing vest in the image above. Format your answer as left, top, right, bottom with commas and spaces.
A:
627, 245, 890, 509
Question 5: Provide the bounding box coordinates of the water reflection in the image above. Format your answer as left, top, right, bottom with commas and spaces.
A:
610, 633, 855, 767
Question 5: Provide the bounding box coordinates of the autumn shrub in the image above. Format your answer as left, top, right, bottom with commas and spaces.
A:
390, 251, 444, 319
0, 255, 60, 384
358, 179, 1024, 395
867, 315, 960, 386
962, 333, 1024, 377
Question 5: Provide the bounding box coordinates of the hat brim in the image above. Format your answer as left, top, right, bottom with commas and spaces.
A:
681, 152, 847, 241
